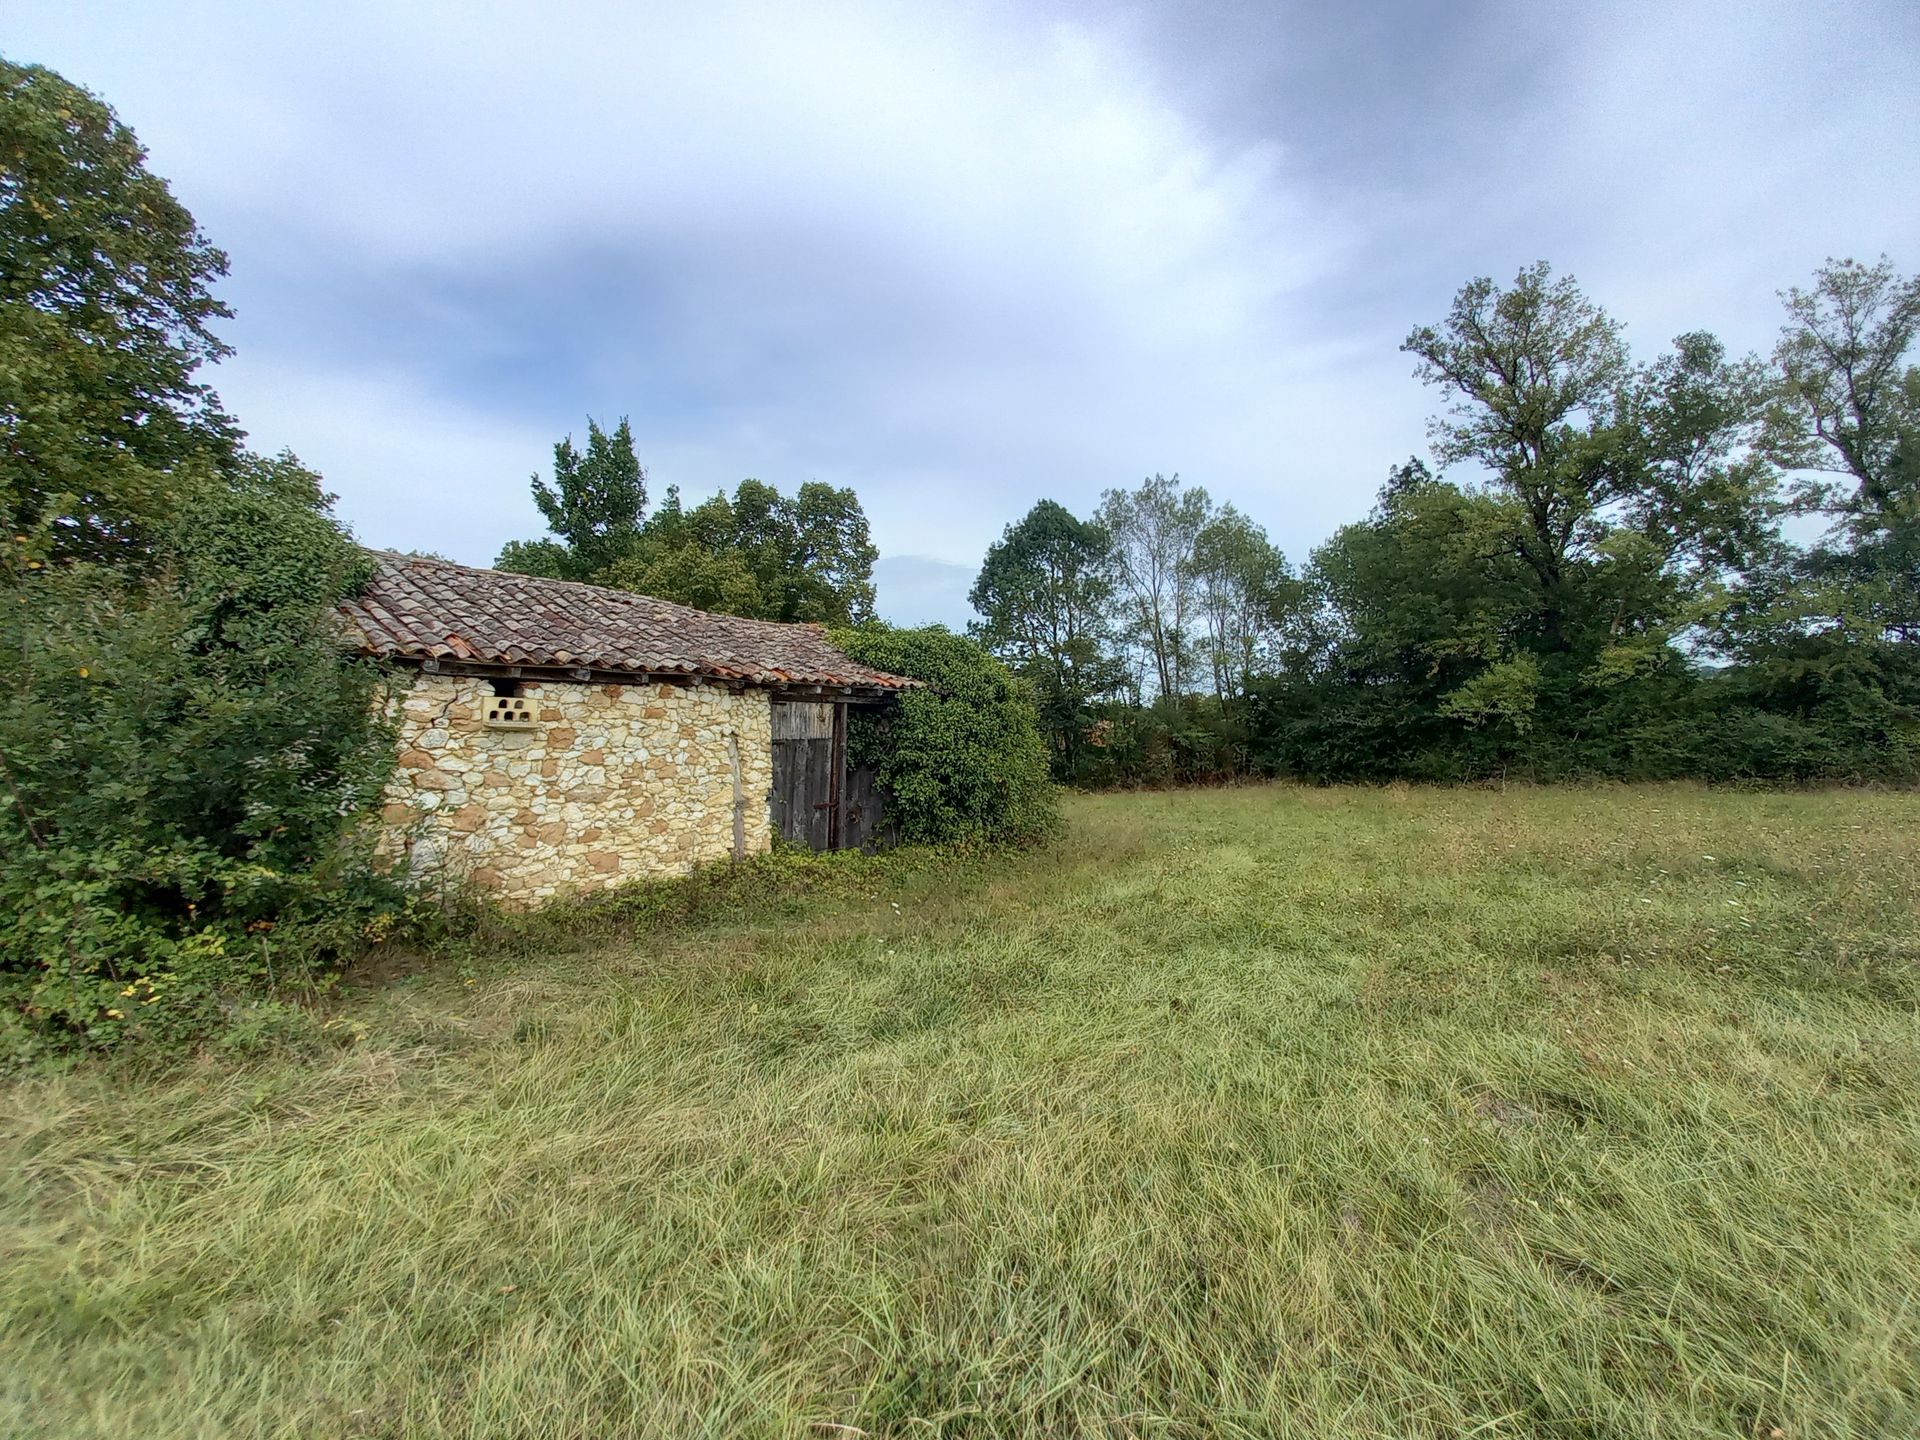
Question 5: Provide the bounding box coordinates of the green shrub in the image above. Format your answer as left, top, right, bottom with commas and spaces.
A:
0, 456, 401, 1054
1067, 695, 1259, 788
830, 625, 1057, 845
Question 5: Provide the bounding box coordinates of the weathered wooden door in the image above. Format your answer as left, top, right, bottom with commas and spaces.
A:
770, 701, 837, 849
770, 700, 893, 851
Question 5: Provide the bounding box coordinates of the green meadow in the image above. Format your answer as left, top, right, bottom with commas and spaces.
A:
5, 784, 1917, 1438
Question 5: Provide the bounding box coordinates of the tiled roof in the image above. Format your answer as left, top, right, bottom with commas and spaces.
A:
340, 552, 916, 693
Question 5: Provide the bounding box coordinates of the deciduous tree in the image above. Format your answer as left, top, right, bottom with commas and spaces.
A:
1096, 473, 1210, 697
1192, 504, 1298, 702
498, 418, 647, 580
1772, 256, 1920, 510
1402, 262, 1631, 652
969, 499, 1122, 775
1, 60, 237, 572
594, 478, 878, 626
1769, 256, 1920, 645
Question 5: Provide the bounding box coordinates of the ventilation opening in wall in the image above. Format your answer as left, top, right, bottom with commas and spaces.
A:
483, 678, 537, 730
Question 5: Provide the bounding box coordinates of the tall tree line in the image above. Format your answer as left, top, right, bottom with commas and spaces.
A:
968, 258, 1919, 785
970, 476, 1301, 782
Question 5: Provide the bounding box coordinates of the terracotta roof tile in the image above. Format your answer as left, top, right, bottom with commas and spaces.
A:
340, 552, 915, 692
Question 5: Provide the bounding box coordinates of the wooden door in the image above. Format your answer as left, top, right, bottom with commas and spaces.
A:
770, 700, 895, 852
770, 701, 837, 850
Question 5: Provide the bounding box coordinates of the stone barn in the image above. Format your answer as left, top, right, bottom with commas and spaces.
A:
339, 552, 915, 904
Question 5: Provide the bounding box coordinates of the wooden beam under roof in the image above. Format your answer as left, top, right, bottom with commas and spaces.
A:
406, 655, 898, 703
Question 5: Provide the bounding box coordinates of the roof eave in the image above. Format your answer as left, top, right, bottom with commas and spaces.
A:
367, 650, 912, 700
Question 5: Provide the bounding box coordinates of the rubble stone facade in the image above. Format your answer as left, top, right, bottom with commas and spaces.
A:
380, 673, 773, 905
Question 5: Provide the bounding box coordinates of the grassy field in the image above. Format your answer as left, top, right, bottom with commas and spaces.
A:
4, 784, 1918, 1439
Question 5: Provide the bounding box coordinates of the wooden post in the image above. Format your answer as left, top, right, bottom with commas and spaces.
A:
728, 731, 745, 860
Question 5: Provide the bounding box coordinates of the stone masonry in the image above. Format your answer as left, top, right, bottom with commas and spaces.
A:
380, 674, 774, 905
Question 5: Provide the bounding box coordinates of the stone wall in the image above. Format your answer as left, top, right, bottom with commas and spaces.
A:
380, 673, 774, 904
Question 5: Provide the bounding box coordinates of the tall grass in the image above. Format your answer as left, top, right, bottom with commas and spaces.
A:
4, 784, 1917, 1437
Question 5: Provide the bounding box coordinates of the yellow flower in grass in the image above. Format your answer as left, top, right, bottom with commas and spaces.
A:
106, 1008, 124, 1020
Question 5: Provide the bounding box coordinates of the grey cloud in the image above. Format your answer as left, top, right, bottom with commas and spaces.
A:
9, 0, 1917, 594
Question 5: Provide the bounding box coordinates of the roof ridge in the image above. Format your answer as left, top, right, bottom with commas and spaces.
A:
366, 549, 842, 636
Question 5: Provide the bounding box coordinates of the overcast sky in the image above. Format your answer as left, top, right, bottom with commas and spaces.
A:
12, 1, 1919, 626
